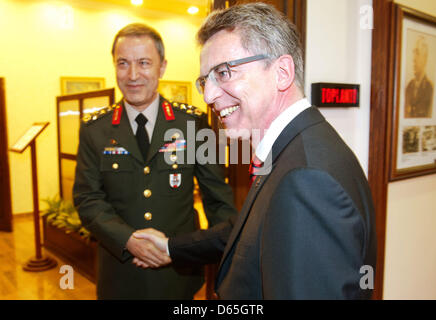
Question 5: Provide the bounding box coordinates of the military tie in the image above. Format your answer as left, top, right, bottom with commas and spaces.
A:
135, 113, 150, 162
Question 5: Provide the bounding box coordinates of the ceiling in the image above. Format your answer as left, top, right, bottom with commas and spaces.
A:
90, 0, 211, 17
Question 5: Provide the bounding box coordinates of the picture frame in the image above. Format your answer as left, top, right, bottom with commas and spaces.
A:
158, 80, 192, 104
389, 5, 436, 181
60, 77, 105, 95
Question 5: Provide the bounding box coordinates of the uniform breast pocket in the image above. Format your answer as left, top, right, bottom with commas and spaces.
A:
100, 156, 134, 199
156, 157, 194, 196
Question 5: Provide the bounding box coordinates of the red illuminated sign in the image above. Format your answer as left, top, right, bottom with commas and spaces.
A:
312, 83, 360, 107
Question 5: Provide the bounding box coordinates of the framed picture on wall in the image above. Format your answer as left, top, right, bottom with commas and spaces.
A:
390, 5, 436, 181
158, 80, 191, 104
60, 77, 105, 95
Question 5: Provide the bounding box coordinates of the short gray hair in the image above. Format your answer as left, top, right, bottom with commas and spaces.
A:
197, 2, 304, 89
112, 23, 165, 62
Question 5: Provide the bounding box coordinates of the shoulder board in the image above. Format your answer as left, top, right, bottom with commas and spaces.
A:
82, 104, 117, 124
171, 101, 204, 118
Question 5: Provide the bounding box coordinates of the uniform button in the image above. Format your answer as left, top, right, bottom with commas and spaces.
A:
112, 163, 119, 170
143, 189, 152, 198
172, 164, 178, 170
143, 166, 150, 174
144, 212, 152, 221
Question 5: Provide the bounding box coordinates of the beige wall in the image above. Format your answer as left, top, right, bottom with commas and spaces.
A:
0, 0, 205, 214
383, 0, 436, 299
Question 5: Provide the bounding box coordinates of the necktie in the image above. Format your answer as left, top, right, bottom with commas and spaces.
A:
248, 156, 263, 187
135, 114, 150, 162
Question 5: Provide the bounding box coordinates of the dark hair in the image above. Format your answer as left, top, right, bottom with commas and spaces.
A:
111, 23, 165, 62
197, 3, 304, 89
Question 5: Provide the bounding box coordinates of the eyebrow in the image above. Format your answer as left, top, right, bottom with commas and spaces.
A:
200, 61, 227, 78
201, 54, 268, 77
116, 57, 152, 63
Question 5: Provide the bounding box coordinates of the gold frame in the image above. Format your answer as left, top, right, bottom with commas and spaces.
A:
158, 80, 192, 104
60, 77, 105, 95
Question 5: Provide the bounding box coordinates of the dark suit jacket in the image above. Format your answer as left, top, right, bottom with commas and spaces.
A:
73, 96, 237, 299
169, 106, 377, 299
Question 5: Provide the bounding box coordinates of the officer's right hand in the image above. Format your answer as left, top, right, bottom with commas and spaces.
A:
125, 233, 171, 268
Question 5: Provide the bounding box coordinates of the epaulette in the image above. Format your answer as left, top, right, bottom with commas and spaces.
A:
171, 101, 204, 117
82, 104, 117, 124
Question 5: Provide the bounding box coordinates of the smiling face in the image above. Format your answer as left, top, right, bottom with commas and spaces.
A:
200, 30, 277, 140
114, 35, 167, 111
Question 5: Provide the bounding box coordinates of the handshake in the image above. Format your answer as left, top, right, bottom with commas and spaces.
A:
126, 228, 172, 269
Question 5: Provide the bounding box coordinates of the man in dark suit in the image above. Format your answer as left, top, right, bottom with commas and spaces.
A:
73, 23, 237, 299
133, 3, 377, 299
405, 36, 434, 118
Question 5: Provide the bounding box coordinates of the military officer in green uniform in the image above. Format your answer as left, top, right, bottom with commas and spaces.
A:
73, 23, 237, 299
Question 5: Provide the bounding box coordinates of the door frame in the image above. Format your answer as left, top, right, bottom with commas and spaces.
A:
368, 0, 397, 300
0, 78, 13, 231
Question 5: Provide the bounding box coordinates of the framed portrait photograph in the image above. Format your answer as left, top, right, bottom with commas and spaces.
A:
60, 77, 105, 95
158, 80, 192, 104
390, 6, 436, 181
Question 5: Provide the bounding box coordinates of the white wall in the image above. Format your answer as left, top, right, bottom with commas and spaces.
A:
385, 174, 436, 299
305, 0, 373, 174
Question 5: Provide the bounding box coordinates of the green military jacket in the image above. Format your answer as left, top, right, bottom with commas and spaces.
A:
73, 96, 236, 299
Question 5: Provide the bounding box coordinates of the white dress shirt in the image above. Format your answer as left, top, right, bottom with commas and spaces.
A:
255, 98, 312, 162
124, 95, 160, 141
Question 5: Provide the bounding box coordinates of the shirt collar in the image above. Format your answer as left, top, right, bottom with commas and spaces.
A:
124, 95, 160, 133
255, 98, 311, 162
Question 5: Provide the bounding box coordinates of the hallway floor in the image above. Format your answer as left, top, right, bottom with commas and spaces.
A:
0, 214, 96, 299
0, 215, 206, 300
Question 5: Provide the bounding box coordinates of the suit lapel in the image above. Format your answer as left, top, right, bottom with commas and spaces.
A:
216, 170, 272, 286
271, 107, 324, 163
109, 101, 143, 163
216, 107, 326, 288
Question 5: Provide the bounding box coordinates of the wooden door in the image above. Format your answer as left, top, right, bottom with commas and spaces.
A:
0, 78, 13, 232
57, 89, 115, 200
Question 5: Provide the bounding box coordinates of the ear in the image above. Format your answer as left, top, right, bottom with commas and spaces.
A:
275, 55, 295, 91
159, 59, 168, 78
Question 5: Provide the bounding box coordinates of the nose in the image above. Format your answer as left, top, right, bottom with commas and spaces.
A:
128, 63, 139, 81
202, 78, 222, 105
